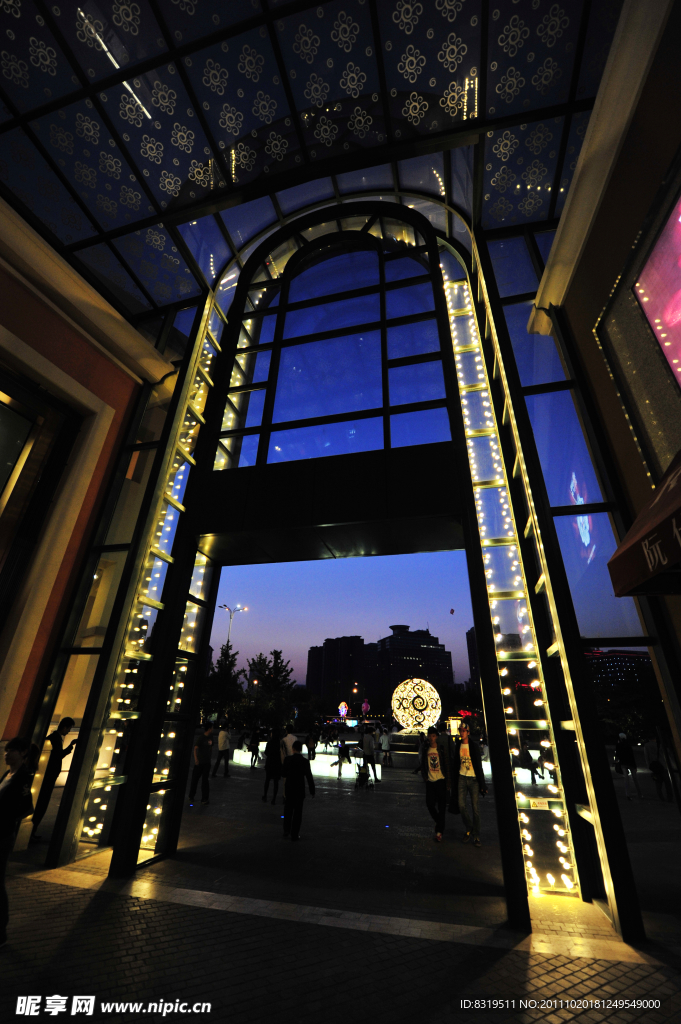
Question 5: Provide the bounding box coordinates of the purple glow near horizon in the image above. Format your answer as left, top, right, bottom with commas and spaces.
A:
209, 551, 475, 688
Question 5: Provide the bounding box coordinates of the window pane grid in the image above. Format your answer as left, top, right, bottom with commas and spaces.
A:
219, 235, 454, 470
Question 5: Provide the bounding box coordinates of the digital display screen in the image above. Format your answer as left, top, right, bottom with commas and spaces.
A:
634, 192, 681, 386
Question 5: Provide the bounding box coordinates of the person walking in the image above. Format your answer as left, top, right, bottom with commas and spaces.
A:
453, 722, 488, 847
212, 722, 231, 778
281, 726, 297, 762
420, 726, 451, 842
380, 728, 392, 767
334, 737, 352, 778
189, 722, 213, 805
615, 732, 642, 800
31, 717, 76, 841
281, 740, 315, 840
1, 737, 35, 947
262, 729, 282, 804
248, 727, 261, 769
361, 727, 378, 782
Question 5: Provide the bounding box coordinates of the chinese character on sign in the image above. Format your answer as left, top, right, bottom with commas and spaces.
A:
16, 997, 41, 1015
44, 996, 68, 1015
71, 997, 95, 1016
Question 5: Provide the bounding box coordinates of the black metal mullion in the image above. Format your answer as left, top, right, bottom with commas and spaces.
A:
265, 18, 309, 164
367, 0, 393, 143
547, 0, 592, 222
256, 267, 289, 466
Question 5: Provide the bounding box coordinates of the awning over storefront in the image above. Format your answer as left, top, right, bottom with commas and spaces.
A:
608, 449, 681, 596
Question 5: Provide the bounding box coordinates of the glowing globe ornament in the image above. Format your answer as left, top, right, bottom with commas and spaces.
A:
391, 678, 441, 731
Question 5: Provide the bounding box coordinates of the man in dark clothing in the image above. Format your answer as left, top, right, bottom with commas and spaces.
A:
453, 722, 488, 846
1, 737, 35, 946
262, 728, 282, 804
420, 726, 452, 842
189, 722, 213, 805
31, 717, 76, 840
281, 740, 315, 840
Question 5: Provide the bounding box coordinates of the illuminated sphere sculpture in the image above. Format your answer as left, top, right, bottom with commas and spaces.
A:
391, 678, 441, 731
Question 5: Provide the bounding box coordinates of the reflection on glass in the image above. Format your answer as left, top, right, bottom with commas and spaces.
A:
106, 449, 156, 545
461, 391, 495, 431
139, 556, 169, 604
384, 255, 427, 283
535, 230, 556, 267
244, 314, 276, 347
382, 218, 418, 246
139, 788, 168, 860
554, 513, 643, 637
214, 440, 231, 471
244, 390, 266, 428
80, 777, 122, 846
455, 349, 486, 387
189, 553, 212, 601
467, 435, 503, 483
268, 418, 383, 463
198, 337, 218, 380
178, 407, 201, 455
222, 399, 239, 432
236, 434, 259, 467
389, 360, 446, 405
73, 551, 127, 648
475, 487, 515, 540
284, 293, 380, 338
390, 408, 451, 447
167, 660, 192, 713
484, 547, 524, 593
386, 281, 435, 319
488, 236, 538, 298
274, 333, 382, 422
288, 250, 379, 303
525, 391, 602, 507
387, 319, 440, 359
504, 303, 566, 387
154, 502, 180, 555
127, 603, 158, 655
179, 600, 205, 653
188, 369, 210, 415
153, 721, 181, 783
165, 455, 190, 505
276, 177, 335, 214
111, 657, 145, 717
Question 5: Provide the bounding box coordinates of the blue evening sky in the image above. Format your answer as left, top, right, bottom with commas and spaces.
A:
210, 550, 475, 688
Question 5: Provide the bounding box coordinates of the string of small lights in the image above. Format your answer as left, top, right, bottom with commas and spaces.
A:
442, 263, 579, 899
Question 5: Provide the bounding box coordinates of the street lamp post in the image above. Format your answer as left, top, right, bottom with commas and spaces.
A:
218, 603, 248, 644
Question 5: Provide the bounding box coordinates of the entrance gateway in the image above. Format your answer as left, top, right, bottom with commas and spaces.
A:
36, 201, 642, 939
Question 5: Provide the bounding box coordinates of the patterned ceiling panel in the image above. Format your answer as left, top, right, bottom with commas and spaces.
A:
482, 116, 563, 229
75, 240, 151, 312
185, 27, 299, 185
377, 0, 481, 138
101, 62, 218, 208
0, 0, 624, 318
486, 0, 582, 118
31, 97, 147, 231
55, 1, 167, 82
112, 222, 202, 303
554, 107, 589, 215
0, 125, 93, 242
0, 0, 78, 112
278, 0, 383, 156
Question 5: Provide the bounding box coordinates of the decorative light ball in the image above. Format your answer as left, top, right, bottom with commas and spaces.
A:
391, 678, 441, 731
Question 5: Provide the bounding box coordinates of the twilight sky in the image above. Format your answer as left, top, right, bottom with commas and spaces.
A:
209, 550, 475, 687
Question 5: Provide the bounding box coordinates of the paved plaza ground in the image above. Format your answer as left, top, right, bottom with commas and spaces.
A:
2, 756, 681, 1023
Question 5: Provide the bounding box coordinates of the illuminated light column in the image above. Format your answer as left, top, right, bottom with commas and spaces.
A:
442, 269, 579, 900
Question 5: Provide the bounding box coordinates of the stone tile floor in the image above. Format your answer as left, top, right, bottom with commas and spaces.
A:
2, 761, 681, 1023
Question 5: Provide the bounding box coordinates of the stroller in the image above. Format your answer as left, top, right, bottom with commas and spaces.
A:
354, 753, 375, 791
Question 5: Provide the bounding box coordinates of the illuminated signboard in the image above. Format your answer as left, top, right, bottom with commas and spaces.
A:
634, 193, 681, 387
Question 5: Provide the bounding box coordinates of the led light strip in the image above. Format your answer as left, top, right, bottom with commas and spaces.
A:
443, 268, 579, 899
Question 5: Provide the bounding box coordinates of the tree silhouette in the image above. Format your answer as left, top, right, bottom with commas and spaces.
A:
200, 641, 245, 719
245, 649, 297, 728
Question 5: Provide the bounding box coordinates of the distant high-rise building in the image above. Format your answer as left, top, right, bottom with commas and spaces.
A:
376, 625, 454, 700
584, 648, 656, 691
305, 625, 455, 710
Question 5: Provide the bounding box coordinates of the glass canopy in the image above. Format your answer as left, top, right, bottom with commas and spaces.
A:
0, 0, 622, 318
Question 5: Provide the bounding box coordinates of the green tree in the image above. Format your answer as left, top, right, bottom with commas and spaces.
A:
199, 641, 245, 720
245, 649, 297, 728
